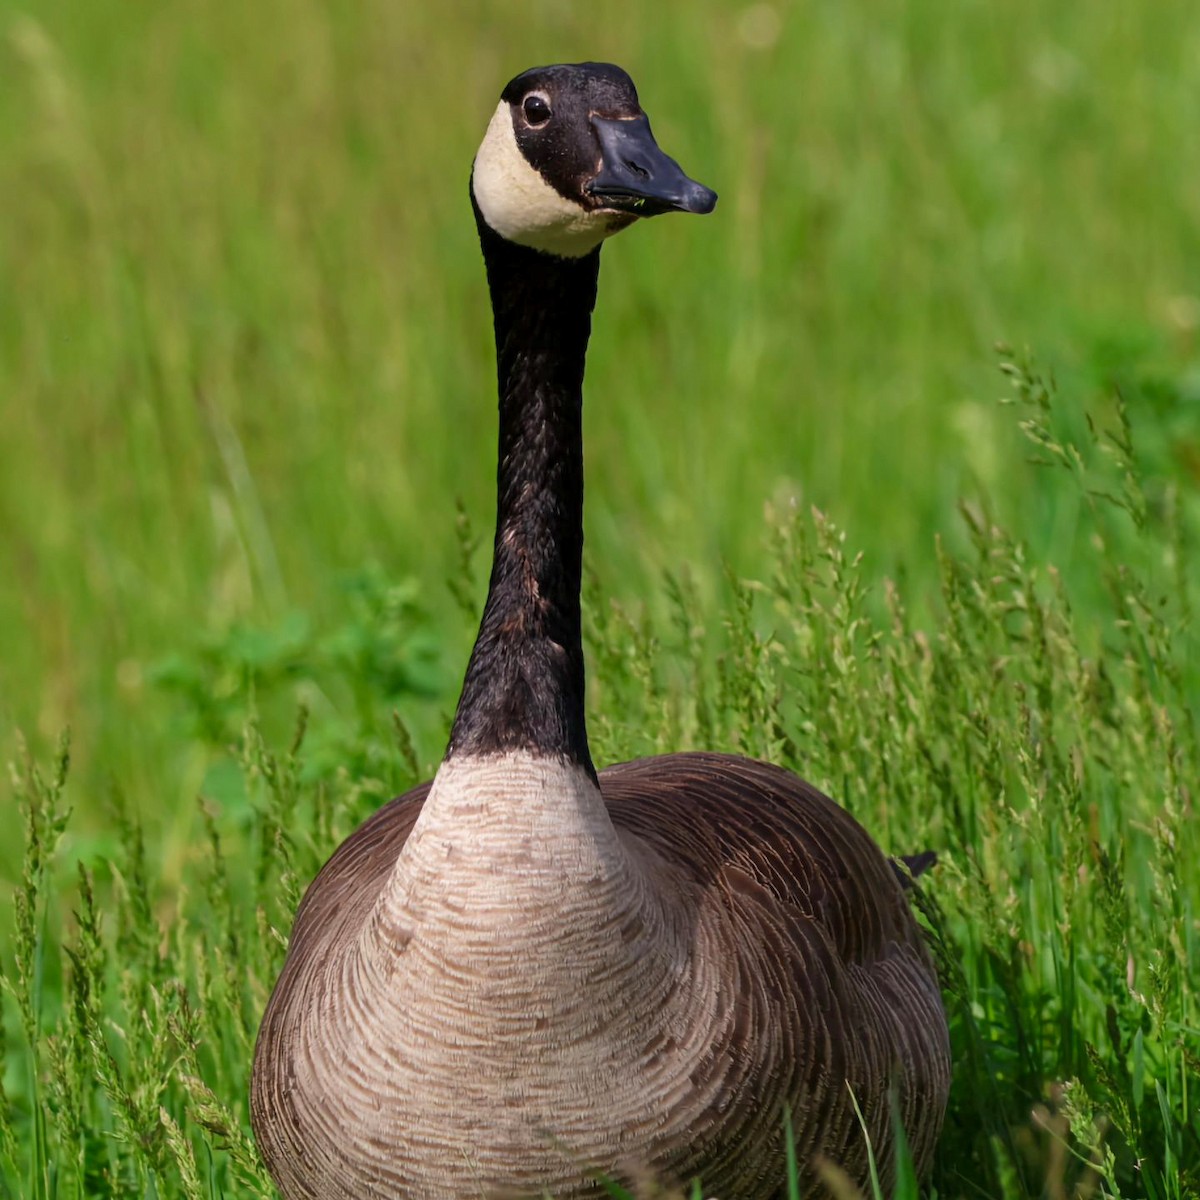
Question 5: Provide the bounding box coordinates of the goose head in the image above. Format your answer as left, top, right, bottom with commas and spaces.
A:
471, 61, 717, 258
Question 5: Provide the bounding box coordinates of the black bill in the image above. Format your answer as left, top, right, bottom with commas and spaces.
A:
587, 114, 717, 216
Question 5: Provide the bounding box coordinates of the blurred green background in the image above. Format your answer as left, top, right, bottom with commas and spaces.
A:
2, 0, 1199, 882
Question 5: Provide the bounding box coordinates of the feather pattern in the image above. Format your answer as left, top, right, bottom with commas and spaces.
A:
254, 753, 949, 1198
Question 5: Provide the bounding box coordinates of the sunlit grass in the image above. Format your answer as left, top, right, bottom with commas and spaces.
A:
2, 0, 1199, 869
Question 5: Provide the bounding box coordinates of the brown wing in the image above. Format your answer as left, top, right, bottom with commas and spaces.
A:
596, 752, 950, 1189
597, 752, 923, 966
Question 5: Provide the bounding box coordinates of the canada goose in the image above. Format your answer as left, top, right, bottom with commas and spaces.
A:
251, 62, 951, 1199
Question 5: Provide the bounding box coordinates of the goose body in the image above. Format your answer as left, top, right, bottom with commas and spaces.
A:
252, 63, 950, 1199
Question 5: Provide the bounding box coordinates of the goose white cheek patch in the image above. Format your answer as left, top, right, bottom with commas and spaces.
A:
472, 102, 622, 258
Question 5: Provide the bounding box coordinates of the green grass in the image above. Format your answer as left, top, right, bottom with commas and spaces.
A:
2, 0, 1200, 1195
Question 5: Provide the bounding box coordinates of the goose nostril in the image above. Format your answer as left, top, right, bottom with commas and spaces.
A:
625, 159, 649, 179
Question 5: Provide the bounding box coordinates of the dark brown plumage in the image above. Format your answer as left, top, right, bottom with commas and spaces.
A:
256, 754, 948, 1196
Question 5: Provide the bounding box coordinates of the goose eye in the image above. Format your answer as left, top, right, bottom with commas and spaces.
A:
523, 95, 551, 126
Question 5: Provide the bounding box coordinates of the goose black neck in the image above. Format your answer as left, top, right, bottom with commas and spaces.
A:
446, 203, 600, 775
